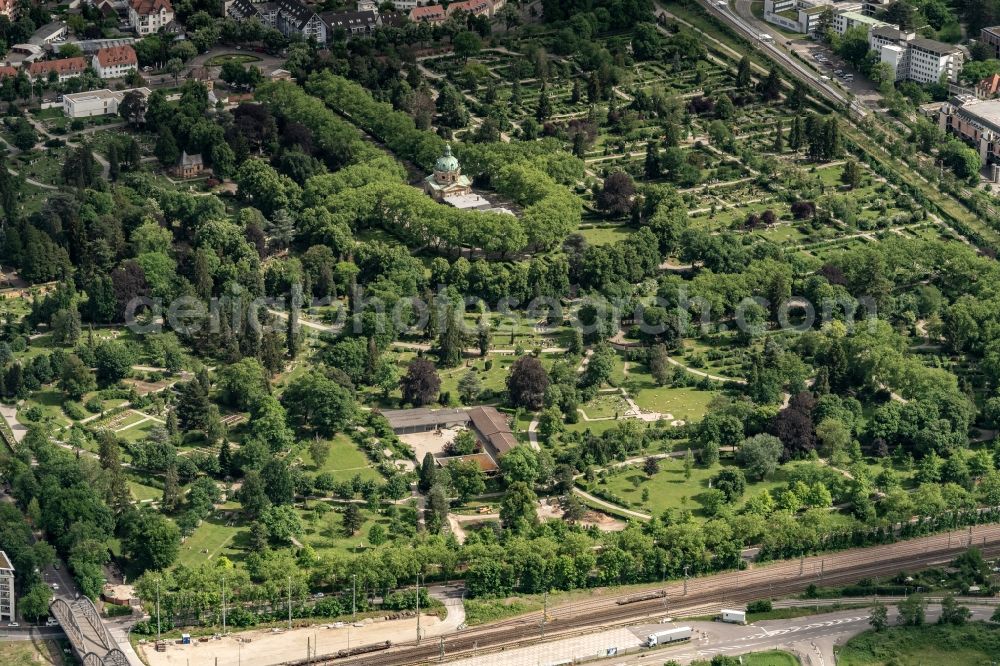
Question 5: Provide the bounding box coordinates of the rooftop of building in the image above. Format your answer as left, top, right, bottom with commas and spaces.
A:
64, 86, 150, 102
95, 44, 137, 67
27, 56, 88, 74
129, 0, 172, 14
440, 452, 499, 472
951, 97, 1000, 134
321, 9, 379, 25
870, 24, 912, 40
0, 550, 12, 570
909, 37, 962, 54
837, 9, 886, 23
382, 407, 472, 430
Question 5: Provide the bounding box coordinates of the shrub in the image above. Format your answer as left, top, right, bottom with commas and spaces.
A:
62, 401, 88, 420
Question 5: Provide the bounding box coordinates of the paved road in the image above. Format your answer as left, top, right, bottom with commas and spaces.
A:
621, 603, 998, 665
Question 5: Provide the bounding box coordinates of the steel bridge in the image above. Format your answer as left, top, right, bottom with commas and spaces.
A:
50, 597, 132, 666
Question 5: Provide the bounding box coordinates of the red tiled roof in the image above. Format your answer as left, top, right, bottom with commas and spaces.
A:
409, 4, 445, 20
130, 0, 172, 15
96, 45, 137, 68
981, 73, 1000, 97
0, 66, 17, 78
447, 0, 491, 15
28, 57, 87, 77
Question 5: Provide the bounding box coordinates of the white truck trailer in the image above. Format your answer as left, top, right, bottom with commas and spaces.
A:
720, 609, 747, 625
646, 626, 693, 647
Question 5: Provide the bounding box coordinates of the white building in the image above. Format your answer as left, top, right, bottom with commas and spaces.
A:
28, 22, 68, 46
907, 38, 963, 84
869, 25, 963, 83
0, 551, 14, 623
128, 0, 174, 35
92, 45, 138, 79
831, 9, 887, 35
762, 0, 855, 35
63, 87, 150, 118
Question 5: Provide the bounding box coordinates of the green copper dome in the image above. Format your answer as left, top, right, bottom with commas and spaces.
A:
435, 144, 460, 172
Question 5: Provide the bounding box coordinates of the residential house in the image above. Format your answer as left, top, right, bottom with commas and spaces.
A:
92, 45, 138, 79
128, 0, 175, 35
322, 9, 381, 37
27, 57, 88, 81
979, 73, 1000, 98
446, 0, 493, 17
228, 0, 326, 41
275, 0, 327, 42
226, 0, 280, 29
0, 0, 13, 20
409, 3, 446, 23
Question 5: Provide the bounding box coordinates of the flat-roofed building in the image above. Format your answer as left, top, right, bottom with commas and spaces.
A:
869, 26, 964, 83
382, 405, 518, 466
63, 86, 150, 117
0, 551, 14, 622
983, 26, 1000, 60
936, 96, 1000, 165
832, 9, 888, 35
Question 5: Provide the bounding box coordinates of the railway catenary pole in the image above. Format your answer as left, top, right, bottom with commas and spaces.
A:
332, 528, 1000, 666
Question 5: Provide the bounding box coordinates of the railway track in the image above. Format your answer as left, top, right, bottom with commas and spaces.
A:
304, 526, 1000, 666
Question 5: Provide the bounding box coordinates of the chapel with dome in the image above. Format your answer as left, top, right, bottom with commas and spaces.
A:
424, 144, 472, 202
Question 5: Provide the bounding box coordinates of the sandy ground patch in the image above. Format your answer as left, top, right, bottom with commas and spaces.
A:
536, 498, 627, 531
399, 427, 463, 461
139, 613, 445, 666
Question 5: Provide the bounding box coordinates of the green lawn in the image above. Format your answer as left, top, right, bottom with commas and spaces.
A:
579, 392, 630, 420
206, 53, 261, 66
117, 419, 159, 443
836, 623, 1000, 665
742, 651, 801, 666
297, 434, 382, 483
0, 640, 66, 665
299, 503, 391, 556
576, 224, 636, 245
596, 459, 805, 517
128, 478, 162, 502
176, 512, 246, 567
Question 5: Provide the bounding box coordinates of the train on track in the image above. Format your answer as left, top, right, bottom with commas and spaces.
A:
283, 640, 392, 665
616, 590, 667, 605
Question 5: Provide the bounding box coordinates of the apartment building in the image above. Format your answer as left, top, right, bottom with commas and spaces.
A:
0, 551, 14, 623
409, 4, 446, 23
227, 0, 326, 42
128, 0, 174, 35
92, 45, 138, 79
322, 10, 381, 37
27, 57, 88, 81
